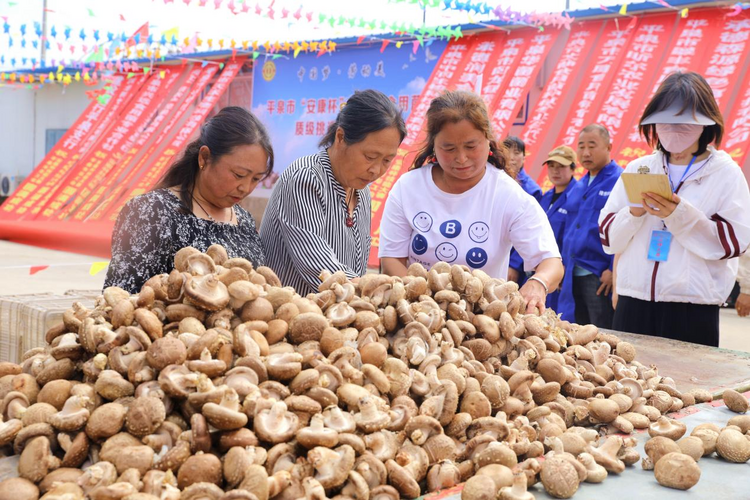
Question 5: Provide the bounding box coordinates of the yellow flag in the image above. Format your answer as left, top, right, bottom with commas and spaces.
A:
159, 70, 166, 79
681, 7, 688, 17
89, 261, 110, 276
396, 41, 403, 48
619, 3, 628, 15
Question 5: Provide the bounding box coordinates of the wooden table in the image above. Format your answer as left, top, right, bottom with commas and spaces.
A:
608, 330, 750, 397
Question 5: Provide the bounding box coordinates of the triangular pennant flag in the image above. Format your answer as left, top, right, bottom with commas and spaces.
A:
619, 3, 628, 15
89, 261, 110, 276
29, 265, 49, 275
380, 40, 390, 53
681, 7, 689, 17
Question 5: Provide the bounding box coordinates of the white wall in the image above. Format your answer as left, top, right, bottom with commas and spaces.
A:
0, 87, 34, 178
0, 81, 91, 179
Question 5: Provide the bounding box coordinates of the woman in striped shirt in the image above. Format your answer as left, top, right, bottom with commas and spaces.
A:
260, 90, 405, 295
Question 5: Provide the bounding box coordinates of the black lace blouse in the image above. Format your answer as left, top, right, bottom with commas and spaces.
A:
104, 189, 265, 293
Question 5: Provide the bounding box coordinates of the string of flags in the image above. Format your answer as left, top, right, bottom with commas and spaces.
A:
1, 261, 111, 277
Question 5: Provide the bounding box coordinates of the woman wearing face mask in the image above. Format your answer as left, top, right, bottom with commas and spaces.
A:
261, 89, 405, 295
105, 107, 273, 293
599, 72, 750, 346
379, 90, 563, 313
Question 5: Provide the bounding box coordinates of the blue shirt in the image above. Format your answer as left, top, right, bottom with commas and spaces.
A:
517, 168, 543, 201
538, 178, 577, 311
557, 160, 622, 320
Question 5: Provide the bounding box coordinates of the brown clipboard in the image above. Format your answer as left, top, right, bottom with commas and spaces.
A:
621, 173, 673, 205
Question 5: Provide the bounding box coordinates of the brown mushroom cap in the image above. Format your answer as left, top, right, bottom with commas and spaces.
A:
0, 477, 39, 500
146, 337, 187, 372
654, 452, 701, 490
177, 453, 223, 489
86, 402, 127, 441
715, 427, 750, 463
19, 436, 59, 483
126, 396, 166, 437
723, 389, 749, 414
461, 474, 497, 500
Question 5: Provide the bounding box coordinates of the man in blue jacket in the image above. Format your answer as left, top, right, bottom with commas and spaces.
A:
557, 124, 621, 328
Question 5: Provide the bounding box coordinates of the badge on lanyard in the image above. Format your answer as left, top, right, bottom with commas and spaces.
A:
648, 230, 672, 262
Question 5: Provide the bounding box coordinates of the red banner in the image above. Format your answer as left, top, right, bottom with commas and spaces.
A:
0, 76, 126, 219
613, 11, 725, 165
84, 64, 206, 221
723, 65, 750, 168
699, 14, 750, 114
55, 69, 183, 221
70, 69, 186, 221
522, 23, 602, 170
107, 59, 245, 221
490, 30, 559, 141
24, 75, 148, 219
553, 19, 638, 152
596, 14, 675, 155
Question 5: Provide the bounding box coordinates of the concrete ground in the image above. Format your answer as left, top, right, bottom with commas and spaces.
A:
0, 240, 748, 353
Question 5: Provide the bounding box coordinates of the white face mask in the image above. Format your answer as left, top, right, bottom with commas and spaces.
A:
655, 123, 704, 154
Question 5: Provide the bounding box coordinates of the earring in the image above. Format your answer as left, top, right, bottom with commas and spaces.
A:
488, 150, 494, 157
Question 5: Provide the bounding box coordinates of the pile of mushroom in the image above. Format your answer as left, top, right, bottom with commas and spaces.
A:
640, 390, 750, 491
0, 244, 734, 500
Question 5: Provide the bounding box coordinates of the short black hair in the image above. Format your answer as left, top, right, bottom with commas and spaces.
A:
319, 89, 406, 148
503, 136, 525, 155
580, 124, 611, 144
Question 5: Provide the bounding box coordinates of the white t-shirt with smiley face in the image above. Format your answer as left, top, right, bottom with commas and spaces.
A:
379, 163, 560, 279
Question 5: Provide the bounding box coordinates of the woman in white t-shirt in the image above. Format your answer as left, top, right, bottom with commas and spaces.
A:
379, 90, 563, 313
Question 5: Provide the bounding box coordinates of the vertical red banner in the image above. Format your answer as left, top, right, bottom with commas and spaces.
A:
699, 13, 750, 113
35, 72, 171, 220
523, 22, 603, 173
596, 14, 675, 155
107, 59, 245, 221
24, 75, 149, 219
103, 65, 220, 221
614, 10, 725, 165
57, 69, 184, 220
70, 69, 186, 221
553, 19, 639, 152
490, 30, 559, 141
85, 64, 206, 221
0, 76, 126, 219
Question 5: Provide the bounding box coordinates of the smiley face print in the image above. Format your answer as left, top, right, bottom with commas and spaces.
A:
468, 221, 490, 243
435, 242, 458, 263
412, 212, 434, 233
411, 234, 428, 255
466, 247, 488, 269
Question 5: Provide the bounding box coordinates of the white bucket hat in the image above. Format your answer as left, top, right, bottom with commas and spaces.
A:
641, 99, 716, 126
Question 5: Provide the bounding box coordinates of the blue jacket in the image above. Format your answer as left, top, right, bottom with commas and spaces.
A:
557, 160, 622, 320
539, 178, 577, 311
517, 168, 543, 201
508, 168, 543, 284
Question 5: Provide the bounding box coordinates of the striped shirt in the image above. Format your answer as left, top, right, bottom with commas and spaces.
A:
260, 150, 371, 295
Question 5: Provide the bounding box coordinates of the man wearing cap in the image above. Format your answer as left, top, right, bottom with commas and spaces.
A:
598, 71, 750, 346
538, 145, 578, 311
557, 124, 621, 327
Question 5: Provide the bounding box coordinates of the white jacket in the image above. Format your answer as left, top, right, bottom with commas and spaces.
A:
599, 147, 750, 305
739, 252, 750, 295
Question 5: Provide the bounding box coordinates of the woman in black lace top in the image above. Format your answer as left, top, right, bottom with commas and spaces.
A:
104, 107, 273, 293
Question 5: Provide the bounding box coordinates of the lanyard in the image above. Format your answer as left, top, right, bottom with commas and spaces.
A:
667, 155, 697, 193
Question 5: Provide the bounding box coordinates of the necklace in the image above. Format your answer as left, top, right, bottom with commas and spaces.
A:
345, 189, 355, 228
193, 195, 235, 224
